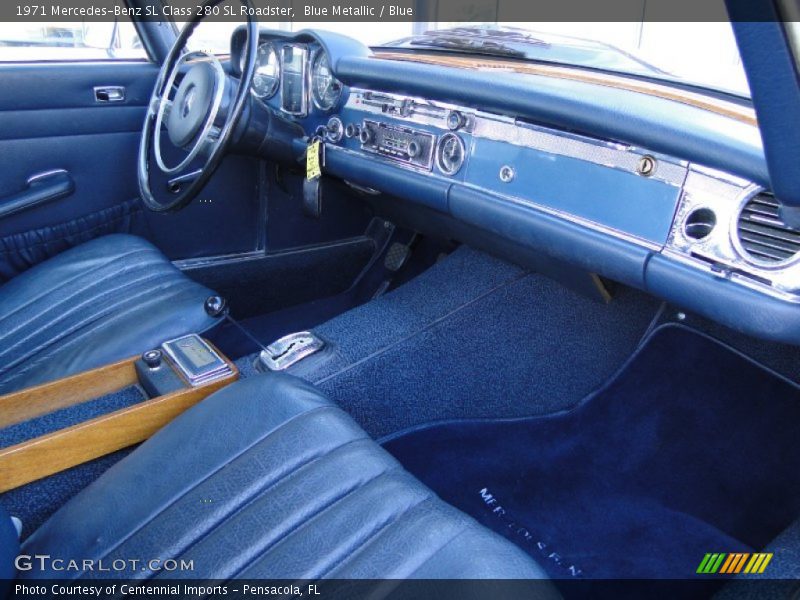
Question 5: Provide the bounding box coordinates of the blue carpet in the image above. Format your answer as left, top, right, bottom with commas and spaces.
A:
0, 386, 144, 538
299, 247, 659, 438
382, 325, 800, 586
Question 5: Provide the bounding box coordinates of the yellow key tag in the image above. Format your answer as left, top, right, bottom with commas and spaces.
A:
307, 140, 322, 180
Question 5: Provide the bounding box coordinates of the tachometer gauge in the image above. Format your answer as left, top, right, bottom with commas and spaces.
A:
244, 42, 280, 99
311, 50, 342, 111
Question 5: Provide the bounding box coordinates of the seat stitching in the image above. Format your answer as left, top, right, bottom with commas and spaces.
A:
4, 253, 175, 346
0, 247, 155, 325
0, 280, 200, 385
132, 438, 383, 577
223, 465, 406, 580
0, 274, 187, 375
0, 260, 177, 359
312, 492, 435, 580
80, 405, 351, 562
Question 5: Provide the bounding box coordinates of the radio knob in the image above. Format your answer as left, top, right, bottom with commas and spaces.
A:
407, 140, 421, 158
359, 127, 373, 145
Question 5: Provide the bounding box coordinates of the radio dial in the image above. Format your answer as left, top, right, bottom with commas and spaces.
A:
407, 140, 421, 158
359, 128, 373, 145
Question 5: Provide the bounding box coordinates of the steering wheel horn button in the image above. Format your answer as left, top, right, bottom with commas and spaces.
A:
167, 61, 217, 148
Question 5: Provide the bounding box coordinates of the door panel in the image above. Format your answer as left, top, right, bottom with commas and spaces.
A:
0, 61, 262, 281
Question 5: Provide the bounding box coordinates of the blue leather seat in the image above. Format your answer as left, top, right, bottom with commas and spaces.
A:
0, 234, 218, 394
18, 375, 554, 583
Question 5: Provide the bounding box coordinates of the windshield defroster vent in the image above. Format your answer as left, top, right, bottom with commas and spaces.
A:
735, 192, 800, 265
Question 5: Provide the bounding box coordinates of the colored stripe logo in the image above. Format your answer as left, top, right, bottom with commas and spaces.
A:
697, 553, 773, 574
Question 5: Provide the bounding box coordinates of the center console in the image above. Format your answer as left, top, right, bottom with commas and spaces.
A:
0, 334, 238, 493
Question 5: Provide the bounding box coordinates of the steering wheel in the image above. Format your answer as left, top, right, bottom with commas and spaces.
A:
138, 0, 257, 212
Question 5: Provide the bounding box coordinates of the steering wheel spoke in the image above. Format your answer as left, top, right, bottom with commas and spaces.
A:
161, 99, 173, 121
137, 0, 257, 212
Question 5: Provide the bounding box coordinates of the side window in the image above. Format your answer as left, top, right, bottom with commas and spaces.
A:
0, 21, 147, 62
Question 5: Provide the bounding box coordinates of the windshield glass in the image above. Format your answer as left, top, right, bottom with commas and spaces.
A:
187, 20, 749, 98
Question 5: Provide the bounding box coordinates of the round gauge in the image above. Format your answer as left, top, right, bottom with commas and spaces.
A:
311, 50, 343, 111
242, 42, 280, 99
436, 133, 466, 175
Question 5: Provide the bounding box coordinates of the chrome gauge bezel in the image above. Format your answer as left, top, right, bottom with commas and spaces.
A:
310, 49, 343, 112
436, 132, 466, 176
244, 41, 280, 100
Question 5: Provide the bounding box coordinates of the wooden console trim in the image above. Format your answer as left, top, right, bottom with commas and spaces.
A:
0, 348, 238, 493
0, 358, 138, 429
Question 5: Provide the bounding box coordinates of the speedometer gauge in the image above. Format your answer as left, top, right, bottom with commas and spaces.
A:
311, 51, 342, 111
243, 42, 280, 99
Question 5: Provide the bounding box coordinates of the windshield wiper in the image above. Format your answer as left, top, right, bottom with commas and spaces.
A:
409, 37, 525, 59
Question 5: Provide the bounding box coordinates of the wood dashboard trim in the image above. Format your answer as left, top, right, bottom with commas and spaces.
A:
371, 52, 757, 127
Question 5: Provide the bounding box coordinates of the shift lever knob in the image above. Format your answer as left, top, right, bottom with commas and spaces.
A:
204, 295, 228, 318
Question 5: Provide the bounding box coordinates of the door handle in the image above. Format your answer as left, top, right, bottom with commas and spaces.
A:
94, 86, 125, 103
0, 170, 75, 219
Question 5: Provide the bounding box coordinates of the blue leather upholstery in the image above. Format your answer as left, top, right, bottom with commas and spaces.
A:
21, 375, 552, 581
0, 234, 218, 394
0, 507, 19, 595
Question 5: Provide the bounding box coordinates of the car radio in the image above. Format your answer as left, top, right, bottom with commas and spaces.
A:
359, 119, 435, 170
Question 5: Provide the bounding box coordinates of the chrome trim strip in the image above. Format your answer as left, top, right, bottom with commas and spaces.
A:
174, 237, 374, 270
346, 89, 475, 131
345, 88, 687, 187
280, 43, 309, 117
344, 89, 800, 303
472, 116, 687, 187
661, 248, 800, 304
665, 166, 800, 298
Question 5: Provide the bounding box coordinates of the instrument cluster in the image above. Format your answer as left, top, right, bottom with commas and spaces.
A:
236, 36, 343, 118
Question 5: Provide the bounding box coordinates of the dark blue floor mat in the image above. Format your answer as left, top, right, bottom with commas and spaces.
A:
383, 325, 800, 584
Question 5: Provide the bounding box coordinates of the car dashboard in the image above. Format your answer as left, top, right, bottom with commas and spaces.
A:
230, 28, 800, 346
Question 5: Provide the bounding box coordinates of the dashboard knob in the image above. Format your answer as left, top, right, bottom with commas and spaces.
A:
326, 117, 344, 143
345, 123, 359, 138
407, 140, 421, 158
359, 127, 373, 145
447, 110, 466, 131
142, 349, 162, 369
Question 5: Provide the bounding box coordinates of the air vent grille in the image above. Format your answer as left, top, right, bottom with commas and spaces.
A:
736, 193, 800, 264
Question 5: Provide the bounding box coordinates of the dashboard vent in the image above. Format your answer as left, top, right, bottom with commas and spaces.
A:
736, 192, 800, 264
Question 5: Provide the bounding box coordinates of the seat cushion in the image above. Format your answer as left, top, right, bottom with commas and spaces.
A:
21, 375, 553, 582
0, 234, 218, 394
